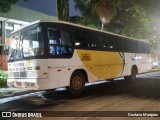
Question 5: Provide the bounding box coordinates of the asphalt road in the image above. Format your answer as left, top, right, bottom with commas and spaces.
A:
1, 71, 160, 120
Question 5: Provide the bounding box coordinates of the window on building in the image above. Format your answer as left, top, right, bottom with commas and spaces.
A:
0, 21, 2, 44
6, 22, 14, 38
0, 46, 2, 54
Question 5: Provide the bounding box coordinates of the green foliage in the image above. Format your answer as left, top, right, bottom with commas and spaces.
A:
0, 0, 19, 13
120, 5, 151, 39
0, 70, 8, 81
0, 88, 25, 96
0, 70, 8, 87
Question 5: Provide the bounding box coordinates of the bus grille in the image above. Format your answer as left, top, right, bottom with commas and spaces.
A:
8, 71, 38, 78
25, 83, 35, 88
20, 72, 27, 77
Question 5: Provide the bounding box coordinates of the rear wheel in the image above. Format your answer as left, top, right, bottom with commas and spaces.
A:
125, 67, 137, 81
67, 71, 85, 95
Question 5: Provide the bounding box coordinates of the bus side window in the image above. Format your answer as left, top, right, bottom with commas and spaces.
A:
61, 31, 71, 46
48, 28, 73, 57
108, 38, 115, 50
100, 36, 108, 50
137, 42, 144, 53
116, 38, 126, 52
49, 46, 55, 55
74, 30, 86, 48
48, 29, 61, 45
142, 43, 150, 53
86, 31, 98, 49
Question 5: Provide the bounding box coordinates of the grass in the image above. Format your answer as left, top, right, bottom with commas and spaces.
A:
0, 87, 25, 97
0, 81, 7, 88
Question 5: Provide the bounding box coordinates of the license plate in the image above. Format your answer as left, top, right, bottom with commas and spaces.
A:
16, 82, 22, 86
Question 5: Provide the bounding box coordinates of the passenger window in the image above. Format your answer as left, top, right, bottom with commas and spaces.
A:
144, 43, 150, 53
100, 36, 108, 49
74, 30, 86, 48
47, 28, 73, 57
74, 30, 98, 49
108, 38, 115, 50
116, 38, 126, 52
137, 42, 144, 53
86, 32, 98, 49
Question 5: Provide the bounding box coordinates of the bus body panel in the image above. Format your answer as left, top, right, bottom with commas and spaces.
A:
76, 50, 124, 79
7, 49, 152, 90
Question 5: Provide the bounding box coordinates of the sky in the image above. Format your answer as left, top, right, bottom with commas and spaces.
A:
16, 0, 81, 17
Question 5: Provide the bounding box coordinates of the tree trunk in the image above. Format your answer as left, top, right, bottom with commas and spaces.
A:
56, 0, 69, 21
101, 22, 104, 30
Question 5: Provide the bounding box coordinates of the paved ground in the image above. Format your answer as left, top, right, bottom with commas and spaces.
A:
1, 71, 160, 120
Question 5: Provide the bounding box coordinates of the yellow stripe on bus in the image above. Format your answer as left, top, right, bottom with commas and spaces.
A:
76, 49, 124, 79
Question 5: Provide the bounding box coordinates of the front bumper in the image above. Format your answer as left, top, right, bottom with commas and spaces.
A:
7, 78, 40, 90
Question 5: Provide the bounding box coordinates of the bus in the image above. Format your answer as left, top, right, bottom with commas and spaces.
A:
7, 20, 152, 94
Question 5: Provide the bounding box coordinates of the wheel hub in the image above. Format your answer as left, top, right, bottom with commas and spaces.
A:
72, 76, 83, 90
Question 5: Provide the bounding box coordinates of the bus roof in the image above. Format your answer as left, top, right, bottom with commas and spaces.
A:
12, 19, 148, 43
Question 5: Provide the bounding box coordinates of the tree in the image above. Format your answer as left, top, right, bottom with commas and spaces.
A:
92, 0, 117, 30
74, 0, 160, 55
117, 5, 150, 39
0, 0, 19, 13
75, 0, 117, 30
0, 0, 29, 13
56, 0, 69, 21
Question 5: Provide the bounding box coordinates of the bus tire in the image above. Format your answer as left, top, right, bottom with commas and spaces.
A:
68, 71, 85, 95
125, 67, 137, 81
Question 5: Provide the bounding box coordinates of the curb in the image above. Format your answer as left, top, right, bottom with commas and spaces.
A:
0, 90, 40, 99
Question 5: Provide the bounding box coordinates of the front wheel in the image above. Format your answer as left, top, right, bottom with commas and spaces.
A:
67, 71, 85, 95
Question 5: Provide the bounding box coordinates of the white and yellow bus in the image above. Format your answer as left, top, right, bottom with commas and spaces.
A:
7, 20, 152, 94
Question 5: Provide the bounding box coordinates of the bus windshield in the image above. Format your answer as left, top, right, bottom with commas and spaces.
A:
8, 32, 23, 61
8, 26, 44, 61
